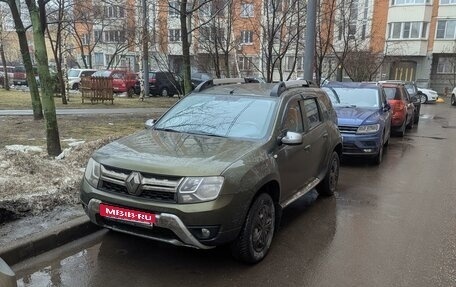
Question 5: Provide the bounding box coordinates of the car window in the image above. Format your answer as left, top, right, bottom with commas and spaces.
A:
81, 71, 95, 77
282, 100, 304, 133
68, 69, 80, 77
302, 98, 321, 130
383, 87, 403, 100
155, 95, 277, 139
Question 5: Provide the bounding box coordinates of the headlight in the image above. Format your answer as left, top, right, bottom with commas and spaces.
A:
178, 176, 224, 203
357, 124, 380, 134
84, 158, 101, 188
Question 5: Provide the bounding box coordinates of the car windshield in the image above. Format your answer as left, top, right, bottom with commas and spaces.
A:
322, 87, 379, 108
155, 95, 277, 140
67, 69, 80, 77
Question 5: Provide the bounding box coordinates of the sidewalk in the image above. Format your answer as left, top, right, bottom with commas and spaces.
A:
0, 107, 167, 116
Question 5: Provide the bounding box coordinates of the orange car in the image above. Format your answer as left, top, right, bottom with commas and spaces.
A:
381, 82, 415, 137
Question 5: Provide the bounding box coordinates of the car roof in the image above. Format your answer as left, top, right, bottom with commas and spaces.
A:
324, 81, 379, 89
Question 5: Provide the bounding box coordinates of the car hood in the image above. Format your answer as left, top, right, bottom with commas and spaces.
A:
92, 130, 262, 176
335, 106, 380, 126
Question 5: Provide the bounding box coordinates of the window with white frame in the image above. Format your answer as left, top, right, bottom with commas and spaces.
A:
94, 53, 104, 66
240, 30, 253, 44
436, 20, 456, 39
103, 5, 125, 18
169, 29, 182, 42
286, 56, 303, 71
388, 22, 428, 39
103, 31, 126, 43
239, 57, 252, 70
241, 3, 254, 17
440, 0, 456, 4
437, 57, 456, 73
169, 1, 179, 17
392, 0, 430, 4
94, 30, 102, 43
81, 34, 90, 45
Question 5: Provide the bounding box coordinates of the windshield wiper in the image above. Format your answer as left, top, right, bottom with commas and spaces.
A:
154, 127, 179, 132
185, 130, 227, 138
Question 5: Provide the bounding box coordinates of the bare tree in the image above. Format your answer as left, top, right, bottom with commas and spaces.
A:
1, 0, 43, 120
0, 4, 11, 90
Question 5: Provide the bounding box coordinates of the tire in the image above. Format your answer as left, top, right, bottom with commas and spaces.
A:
231, 193, 275, 264
316, 151, 339, 196
406, 115, 414, 129
451, 95, 456, 106
420, 94, 427, 104
397, 119, 406, 137
72, 83, 79, 90
160, 88, 169, 97
373, 139, 384, 165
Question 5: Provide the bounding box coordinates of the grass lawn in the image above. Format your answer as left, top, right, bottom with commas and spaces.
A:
0, 87, 178, 149
0, 88, 179, 109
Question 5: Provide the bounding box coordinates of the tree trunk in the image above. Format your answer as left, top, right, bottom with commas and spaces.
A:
180, 0, 192, 94
0, 44, 10, 90
26, 0, 62, 156
5, 0, 43, 120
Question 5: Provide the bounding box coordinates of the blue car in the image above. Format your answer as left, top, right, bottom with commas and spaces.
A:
322, 82, 391, 164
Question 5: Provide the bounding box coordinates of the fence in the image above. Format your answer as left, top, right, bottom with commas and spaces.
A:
80, 76, 114, 104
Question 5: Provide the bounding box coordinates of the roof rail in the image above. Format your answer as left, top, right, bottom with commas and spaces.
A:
193, 77, 252, 92
269, 80, 316, 97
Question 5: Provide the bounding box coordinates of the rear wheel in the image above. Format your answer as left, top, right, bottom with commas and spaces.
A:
316, 151, 339, 196
72, 83, 79, 90
160, 88, 169, 97
231, 193, 275, 264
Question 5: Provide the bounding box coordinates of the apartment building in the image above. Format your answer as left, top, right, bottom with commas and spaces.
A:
330, 0, 456, 93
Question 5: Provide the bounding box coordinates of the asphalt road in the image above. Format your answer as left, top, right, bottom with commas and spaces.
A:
12, 103, 456, 287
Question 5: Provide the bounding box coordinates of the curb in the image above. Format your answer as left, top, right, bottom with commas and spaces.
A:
0, 216, 99, 266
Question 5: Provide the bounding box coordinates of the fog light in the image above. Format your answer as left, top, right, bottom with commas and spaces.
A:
363, 149, 373, 153
201, 228, 211, 239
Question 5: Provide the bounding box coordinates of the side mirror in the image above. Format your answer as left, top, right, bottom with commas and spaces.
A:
144, 119, 156, 129
281, 131, 303, 145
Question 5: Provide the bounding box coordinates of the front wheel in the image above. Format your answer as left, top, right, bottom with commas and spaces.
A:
231, 193, 275, 264
316, 151, 339, 196
160, 88, 169, 97
451, 95, 456, 106
420, 94, 428, 104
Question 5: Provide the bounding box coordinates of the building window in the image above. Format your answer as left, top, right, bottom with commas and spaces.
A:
287, 56, 303, 71
200, 27, 225, 42
392, 0, 430, 4
437, 57, 456, 74
94, 52, 104, 66
239, 56, 252, 70
241, 3, 254, 17
169, 29, 182, 42
240, 30, 253, 44
103, 5, 125, 18
103, 31, 126, 43
81, 34, 90, 45
94, 30, 102, 43
265, 0, 283, 13
440, 0, 456, 3
436, 20, 456, 39
388, 22, 428, 39
169, 1, 179, 17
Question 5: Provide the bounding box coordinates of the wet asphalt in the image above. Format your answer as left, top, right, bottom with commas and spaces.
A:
12, 103, 456, 287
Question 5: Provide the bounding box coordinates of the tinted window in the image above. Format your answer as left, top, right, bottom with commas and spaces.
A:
155, 95, 277, 139
283, 100, 304, 133
302, 98, 321, 129
68, 69, 80, 77
384, 87, 403, 100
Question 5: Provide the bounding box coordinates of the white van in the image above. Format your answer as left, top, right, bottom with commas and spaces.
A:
67, 68, 96, 90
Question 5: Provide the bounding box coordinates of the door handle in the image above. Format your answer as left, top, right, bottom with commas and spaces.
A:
304, 145, 311, 151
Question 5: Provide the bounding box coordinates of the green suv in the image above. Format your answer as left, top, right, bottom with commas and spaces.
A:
80, 78, 342, 263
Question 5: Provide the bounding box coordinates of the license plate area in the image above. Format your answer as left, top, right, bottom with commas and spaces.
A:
99, 203, 156, 225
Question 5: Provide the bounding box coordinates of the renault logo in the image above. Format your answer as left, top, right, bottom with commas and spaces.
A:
125, 172, 143, 195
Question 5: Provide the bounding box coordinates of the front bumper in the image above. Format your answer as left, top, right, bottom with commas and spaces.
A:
341, 132, 381, 156
80, 179, 245, 249
84, 198, 214, 249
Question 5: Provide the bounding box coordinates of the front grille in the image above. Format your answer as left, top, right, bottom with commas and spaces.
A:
338, 126, 358, 133
99, 165, 182, 203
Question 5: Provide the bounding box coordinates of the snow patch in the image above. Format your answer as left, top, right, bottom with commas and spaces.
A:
5, 145, 43, 153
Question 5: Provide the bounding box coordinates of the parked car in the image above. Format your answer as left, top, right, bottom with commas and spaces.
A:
80, 79, 342, 263
381, 82, 416, 137
91, 70, 137, 96
134, 71, 182, 97
190, 72, 212, 88
322, 82, 391, 164
451, 87, 456, 106
417, 87, 438, 104
0, 65, 14, 86
67, 68, 97, 90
